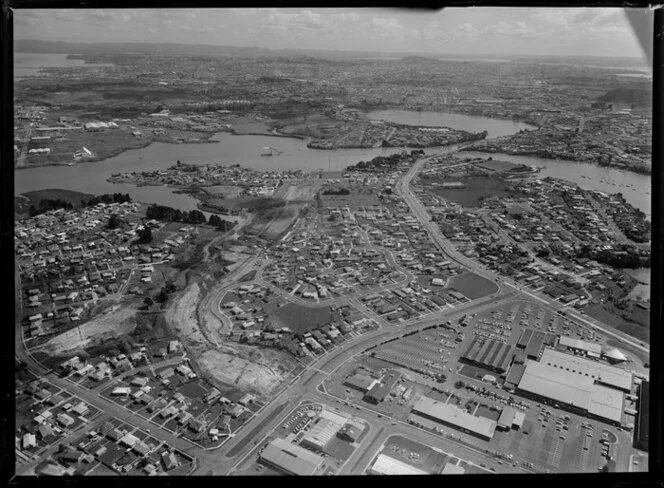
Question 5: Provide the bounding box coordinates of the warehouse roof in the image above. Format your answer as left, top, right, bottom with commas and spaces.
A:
260, 438, 324, 476
498, 406, 517, 427
588, 384, 624, 424
371, 454, 427, 475
558, 336, 602, 355
302, 409, 347, 450
540, 348, 632, 391
518, 360, 593, 410
412, 396, 496, 439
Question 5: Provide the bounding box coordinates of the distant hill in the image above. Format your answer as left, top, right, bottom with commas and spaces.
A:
597, 87, 652, 107
400, 55, 442, 64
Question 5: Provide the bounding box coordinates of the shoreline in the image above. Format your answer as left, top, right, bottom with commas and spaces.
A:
13, 114, 652, 178
13, 133, 219, 172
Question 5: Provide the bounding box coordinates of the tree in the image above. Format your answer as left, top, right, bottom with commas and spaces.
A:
136, 226, 152, 244
454, 380, 465, 389
143, 297, 154, 308
107, 214, 121, 230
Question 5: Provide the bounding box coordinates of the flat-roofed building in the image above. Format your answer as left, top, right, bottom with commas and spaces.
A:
259, 438, 325, 476
558, 336, 602, 358
343, 373, 378, 393
634, 381, 649, 452
517, 359, 624, 425
540, 348, 632, 392
370, 453, 427, 475
517, 329, 555, 360
497, 407, 517, 431
412, 396, 497, 440
301, 409, 348, 451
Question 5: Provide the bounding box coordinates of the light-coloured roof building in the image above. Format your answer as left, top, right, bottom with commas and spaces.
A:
540, 348, 632, 391
260, 438, 325, 476
301, 409, 347, 451
412, 396, 497, 440
518, 359, 625, 424
558, 336, 602, 356
588, 384, 625, 424
370, 454, 427, 475
518, 359, 594, 410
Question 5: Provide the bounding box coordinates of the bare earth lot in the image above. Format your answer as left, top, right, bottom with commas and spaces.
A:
34, 305, 136, 355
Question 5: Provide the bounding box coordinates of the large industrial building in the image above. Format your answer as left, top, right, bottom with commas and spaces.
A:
259, 438, 325, 476
634, 381, 649, 452
557, 336, 602, 358
516, 329, 556, 360
370, 453, 427, 475
461, 337, 513, 374
411, 396, 497, 440
301, 409, 348, 452
516, 355, 626, 425
539, 348, 633, 392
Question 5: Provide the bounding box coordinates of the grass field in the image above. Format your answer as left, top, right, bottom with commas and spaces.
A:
474, 159, 523, 172
584, 304, 649, 343
429, 177, 512, 207
273, 303, 332, 333
450, 272, 499, 300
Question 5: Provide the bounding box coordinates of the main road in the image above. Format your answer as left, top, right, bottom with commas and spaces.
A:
397, 154, 649, 355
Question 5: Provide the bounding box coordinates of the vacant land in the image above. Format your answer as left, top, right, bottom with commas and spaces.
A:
197, 349, 288, 397
273, 302, 332, 333
35, 305, 136, 355
428, 177, 512, 207
450, 272, 498, 300
584, 304, 649, 343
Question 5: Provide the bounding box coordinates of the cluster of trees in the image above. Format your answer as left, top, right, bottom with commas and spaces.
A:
576, 244, 650, 269
106, 214, 122, 230
27, 193, 133, 217
28, 199, 73, 217
135, 226, 153, 244
322, 187, 350, 195
208, 214, 236, 231
82, 193, 132, 207
346, 149, 424, 172
155, 281, 177, 304
146, 204, 207, 224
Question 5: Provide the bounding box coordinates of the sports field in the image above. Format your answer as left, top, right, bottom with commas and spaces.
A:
273, 303, 332, 333
450, 272, 499, 300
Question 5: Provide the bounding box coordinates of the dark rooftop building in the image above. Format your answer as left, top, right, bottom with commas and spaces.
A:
634, 381, 649, 452
461, 337, 513, 374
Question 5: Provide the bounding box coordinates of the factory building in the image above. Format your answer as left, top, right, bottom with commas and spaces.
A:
634, 381, 649, 452
539, 348, 633, 392
344, 373, 379, 393
301, 409, 348, 452
259, 438, 325, 476
461, 337, 514, 374
370, 454, 427, 475
411, 396, 497, 440
557, 336, 602, 358
516, 358, 625, 425
516, 329, 556, 360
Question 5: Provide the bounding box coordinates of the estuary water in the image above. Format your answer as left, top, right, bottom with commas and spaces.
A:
15, 111, 649, 218
366, 110, 535, 139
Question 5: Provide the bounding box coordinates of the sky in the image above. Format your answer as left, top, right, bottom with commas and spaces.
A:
14, 7, 653, 59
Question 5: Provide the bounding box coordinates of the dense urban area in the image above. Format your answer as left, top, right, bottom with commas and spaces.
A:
14, 37, 651, 478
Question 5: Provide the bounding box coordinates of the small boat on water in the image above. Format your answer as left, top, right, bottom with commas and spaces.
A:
261, 146, 282, 156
